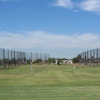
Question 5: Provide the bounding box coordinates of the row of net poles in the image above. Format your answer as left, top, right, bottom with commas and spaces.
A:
30, 53, 43, 61
80, 48, 99, 67
84, 52, 87, 65
24, 52, 26, 63
13, 51, 26, 67
90, 49, 95, 66
97, 48, 99, 66
8, 50, 9, 68
86, 51, 89, 65
11, 50, 16, 67
14, 50, 16, 66
94, 48, 99, 66
79, 53, 83, 65
1, 49, 50, 68
82, 52, 85, 65
81, 51, 89, 66
17, 51, 19, 66
92, 48, 99, 66
16, 51, 19, 66
80, 52, 86, 66
80, 50, 89, 66
3, 49, 6, 68
83, 51, 88, 66
90, 49, 92, 66
3, 49, 11, 68
93, 49, 96, 66
19, 51, 26, 65
33, 53, 50, 61
8, 49, 12, 68
30, 53, 42, 61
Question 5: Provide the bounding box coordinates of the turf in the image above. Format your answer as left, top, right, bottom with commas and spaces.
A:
0, 64, 100, 100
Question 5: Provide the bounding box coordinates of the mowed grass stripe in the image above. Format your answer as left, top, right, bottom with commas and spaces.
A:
0, 86, 100, 100
0, 64, 100, 100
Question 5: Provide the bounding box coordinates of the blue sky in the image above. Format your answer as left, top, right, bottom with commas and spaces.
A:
0, 0, 100, 58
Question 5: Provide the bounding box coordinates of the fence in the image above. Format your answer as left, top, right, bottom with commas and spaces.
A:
0, 48, 50, 68
79, 48, 100, 66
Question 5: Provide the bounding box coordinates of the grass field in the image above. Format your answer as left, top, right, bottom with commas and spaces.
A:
0, 64, 100, 100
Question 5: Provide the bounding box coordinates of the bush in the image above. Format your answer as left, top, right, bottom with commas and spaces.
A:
72, 55, 81, 63
34, 59, 42, 63
27, 59, 31, 64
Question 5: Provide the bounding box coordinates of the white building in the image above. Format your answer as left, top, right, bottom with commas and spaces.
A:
62, 60, 68, 63
67, 60, 73, 64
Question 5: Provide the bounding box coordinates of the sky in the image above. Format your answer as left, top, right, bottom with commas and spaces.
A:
0, 0, 100, 58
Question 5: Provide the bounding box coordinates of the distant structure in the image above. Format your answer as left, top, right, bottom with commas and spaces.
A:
62, 60, 68, 63
67, 60, 73, 64
0, 48, 50, 69
78, 48, 99, 66
55, 59, 72, 64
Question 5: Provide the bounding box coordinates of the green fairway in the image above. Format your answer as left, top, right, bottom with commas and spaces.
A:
0, 64, 100, 100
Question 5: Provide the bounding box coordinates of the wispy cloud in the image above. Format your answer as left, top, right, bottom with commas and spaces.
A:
51, 0, 100, 14
0, 31, 100, 50
51, 0, 74, 9
79, 0, 100, 14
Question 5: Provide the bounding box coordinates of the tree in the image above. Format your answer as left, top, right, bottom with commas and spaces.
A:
57, 59, 61, 65
72, 57, 79, 63
34, 59, 42, 63
27, 59, 31, 64
72, 55, 81, 63
48, 58, 55, 63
